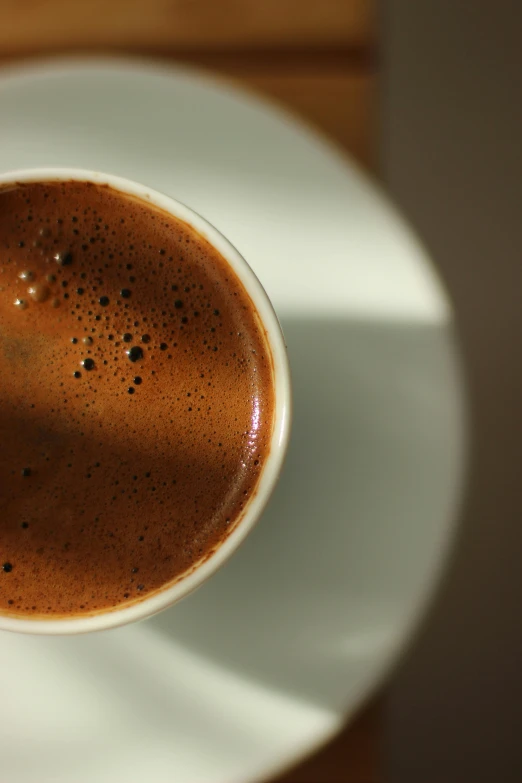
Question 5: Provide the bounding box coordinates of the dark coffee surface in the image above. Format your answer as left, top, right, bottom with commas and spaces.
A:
0, 180, 274, 617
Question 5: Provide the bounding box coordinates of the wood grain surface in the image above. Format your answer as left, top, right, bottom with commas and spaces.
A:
0, 0, 379, 780
0, 0, 374, 50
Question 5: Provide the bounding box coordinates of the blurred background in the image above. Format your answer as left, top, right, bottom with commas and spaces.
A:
1, 0, 521, 780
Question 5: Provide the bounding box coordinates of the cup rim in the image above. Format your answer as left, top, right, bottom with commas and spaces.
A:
0, 167, 292, 635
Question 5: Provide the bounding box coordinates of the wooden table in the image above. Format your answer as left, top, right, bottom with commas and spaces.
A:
0, 2, 381, 779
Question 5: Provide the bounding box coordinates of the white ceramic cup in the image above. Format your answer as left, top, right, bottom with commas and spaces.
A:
0, 167, 292, 635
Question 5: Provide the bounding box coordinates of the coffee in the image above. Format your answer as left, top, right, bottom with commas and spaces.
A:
0, 180, 274, 617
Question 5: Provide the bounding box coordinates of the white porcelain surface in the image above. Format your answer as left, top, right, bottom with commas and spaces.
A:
0, 58, 466, 783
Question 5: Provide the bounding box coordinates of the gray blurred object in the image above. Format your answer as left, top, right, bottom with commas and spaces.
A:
382, 0, 522, 780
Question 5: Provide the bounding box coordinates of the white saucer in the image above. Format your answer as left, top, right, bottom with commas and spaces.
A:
0, 58, 466, 783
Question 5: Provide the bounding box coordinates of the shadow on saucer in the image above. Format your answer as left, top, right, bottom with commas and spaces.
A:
146, 313, 462, 710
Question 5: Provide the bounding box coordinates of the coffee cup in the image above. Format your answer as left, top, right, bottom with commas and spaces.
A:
0, 168, 291, 634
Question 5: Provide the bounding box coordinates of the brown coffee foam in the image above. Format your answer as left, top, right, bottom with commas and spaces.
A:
0, 181, 274, 617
